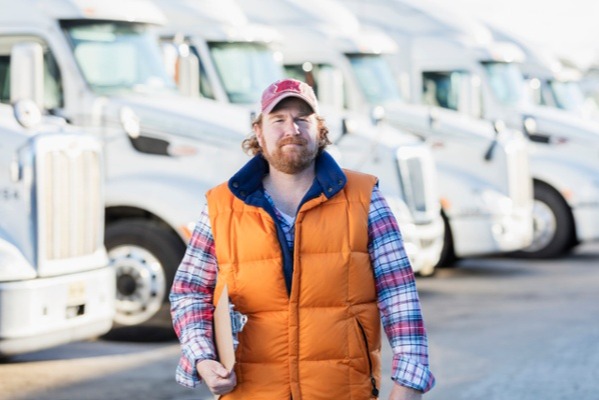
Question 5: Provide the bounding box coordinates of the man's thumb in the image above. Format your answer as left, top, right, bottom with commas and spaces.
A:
213, 364, 230, 378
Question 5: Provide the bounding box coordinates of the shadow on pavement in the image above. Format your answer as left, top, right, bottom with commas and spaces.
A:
101, 326, 178, 343
1, 340, 170, 364
436, 259, 541, 278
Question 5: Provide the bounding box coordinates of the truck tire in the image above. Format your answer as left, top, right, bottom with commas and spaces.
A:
104, 219, 186, 328
515, 182, 575, 259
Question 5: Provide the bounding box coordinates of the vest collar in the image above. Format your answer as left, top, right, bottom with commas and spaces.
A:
228, 151, 347, 203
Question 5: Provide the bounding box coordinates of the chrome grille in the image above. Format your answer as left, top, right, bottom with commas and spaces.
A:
37, 139, 103, 260
400, 157, 427, 212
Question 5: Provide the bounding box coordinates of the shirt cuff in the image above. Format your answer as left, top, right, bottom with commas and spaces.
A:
175, 339, 216, 388
391, 354, 436, 393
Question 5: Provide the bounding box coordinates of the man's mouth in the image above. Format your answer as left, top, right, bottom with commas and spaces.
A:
278, 137, 307, 148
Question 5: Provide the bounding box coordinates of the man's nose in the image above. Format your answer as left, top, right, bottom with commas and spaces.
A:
283, 120, 301, 135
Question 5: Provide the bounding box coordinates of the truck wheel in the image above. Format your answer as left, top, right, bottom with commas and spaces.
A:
516, 182, 575, 259
105, 219, 185, 328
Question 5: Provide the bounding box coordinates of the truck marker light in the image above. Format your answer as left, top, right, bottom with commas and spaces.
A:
561, 189, 573, 201
440, 197, 451, 211
167, 144, 198, 157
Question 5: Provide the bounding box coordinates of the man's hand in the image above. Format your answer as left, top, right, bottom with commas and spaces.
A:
196, 360, 237, 395
389, 382, 422, 400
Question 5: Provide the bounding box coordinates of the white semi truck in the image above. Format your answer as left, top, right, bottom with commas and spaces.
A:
349, 0, 599, 257
0, 43, 114, 355
151, 0, 443, 274
488, 27, 599, 121
0, 0, 255, 330
241, 0, 533, 266
152, 0, 283, 110
580, 65, 599, 109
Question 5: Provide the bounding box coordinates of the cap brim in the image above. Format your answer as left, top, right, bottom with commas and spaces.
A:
262, 92, 317, 115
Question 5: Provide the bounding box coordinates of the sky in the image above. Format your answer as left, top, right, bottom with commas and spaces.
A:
425, 0, 599, 69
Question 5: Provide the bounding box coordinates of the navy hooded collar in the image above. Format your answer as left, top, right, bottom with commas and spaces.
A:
227, 151, 347, 204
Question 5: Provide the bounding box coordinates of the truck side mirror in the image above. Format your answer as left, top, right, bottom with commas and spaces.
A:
160, 41, 200, 97
10, 42, 44, 109
161, 42, 180, 79
176, 45, 200, 98
317, 67, 344, 110
525, 78, 542, 106
470, 76, 483, 119
458, 74, 482, 119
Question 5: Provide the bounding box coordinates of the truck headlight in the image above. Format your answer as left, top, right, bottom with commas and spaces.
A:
120, 106, 140, 139
523, 117, 537, 135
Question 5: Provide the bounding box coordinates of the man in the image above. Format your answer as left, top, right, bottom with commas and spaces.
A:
170, 78, 435, 399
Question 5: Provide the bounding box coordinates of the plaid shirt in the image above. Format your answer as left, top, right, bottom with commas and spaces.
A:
170, 185, 435, 393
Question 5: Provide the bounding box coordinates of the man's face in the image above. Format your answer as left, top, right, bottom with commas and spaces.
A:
255, 97, 319, 175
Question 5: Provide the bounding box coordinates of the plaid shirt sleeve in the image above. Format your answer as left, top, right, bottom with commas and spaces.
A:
169, 205, 217, 388
368, 186, 436, 393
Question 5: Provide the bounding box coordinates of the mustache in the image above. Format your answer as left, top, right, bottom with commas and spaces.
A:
278, 137, 308, 147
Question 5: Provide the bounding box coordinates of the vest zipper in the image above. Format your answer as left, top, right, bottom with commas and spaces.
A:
356, 319, 379, 397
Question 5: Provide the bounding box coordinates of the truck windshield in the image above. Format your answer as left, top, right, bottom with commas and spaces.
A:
422, 71, 469, 111
209, 42, 284, 104
62, 21, 177, 95
548, 80, 587, 111
346, 54, 403, 104
481, 61, 529, 107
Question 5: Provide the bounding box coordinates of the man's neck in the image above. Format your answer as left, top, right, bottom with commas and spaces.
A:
263, 165, 316, 216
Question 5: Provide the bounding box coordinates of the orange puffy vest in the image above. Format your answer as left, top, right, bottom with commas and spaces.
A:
207, 170, 381, 400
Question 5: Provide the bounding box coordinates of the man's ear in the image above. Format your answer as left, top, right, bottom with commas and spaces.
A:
253, 123, 264, 147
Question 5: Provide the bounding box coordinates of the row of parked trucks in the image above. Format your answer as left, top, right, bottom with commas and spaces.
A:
1, 0, 597, 354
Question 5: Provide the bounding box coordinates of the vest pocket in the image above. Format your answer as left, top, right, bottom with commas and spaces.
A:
354, 318, 379, 398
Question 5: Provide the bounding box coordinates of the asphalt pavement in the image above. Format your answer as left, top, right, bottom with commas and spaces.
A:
1, 243, 598, 400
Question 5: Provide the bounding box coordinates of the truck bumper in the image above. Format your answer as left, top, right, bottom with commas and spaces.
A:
450, 212, 534, 257
397, 221, 423, 274
0, 266, 115, 356
413, 217, 445, 273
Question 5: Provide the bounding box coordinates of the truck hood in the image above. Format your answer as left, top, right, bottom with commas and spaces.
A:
524, 104, 599, 144
330, 107, 421, 147
383, 101, 498, 142
109, 93, 252, 144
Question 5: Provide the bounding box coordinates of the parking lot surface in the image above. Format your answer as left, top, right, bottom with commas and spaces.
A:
1, 243, 598, 400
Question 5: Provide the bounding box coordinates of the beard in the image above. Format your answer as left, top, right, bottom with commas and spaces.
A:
262, 136, 318, 174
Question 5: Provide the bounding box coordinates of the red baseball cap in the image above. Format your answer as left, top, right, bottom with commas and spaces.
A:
260, 78, 319, 115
